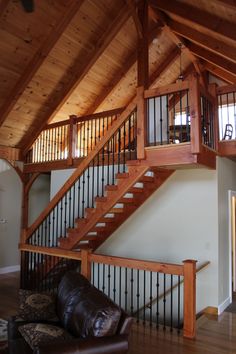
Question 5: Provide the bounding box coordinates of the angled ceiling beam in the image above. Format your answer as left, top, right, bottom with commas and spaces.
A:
0, 0, 9, 19
149, 46, 180, 86
169, 20, 236, 64
203, 62, 236, 84
0, 0, 85, 128
148, 0, 236, 43
85, 24, 163, 115
148, 5, 204, 80
126, 0, 143, 38
22, 5, 130, 152
188, 43, 236, 76
213, 0, 236, 10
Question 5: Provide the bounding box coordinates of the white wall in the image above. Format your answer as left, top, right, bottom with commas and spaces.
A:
28, 174, 51, 226
0, 161, 22, 269
98, 169, 219, 312
217, 157, 236, 305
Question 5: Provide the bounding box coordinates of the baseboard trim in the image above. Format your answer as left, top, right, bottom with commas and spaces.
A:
0, 265, 20, 274
203, 306, 218, 315
218, 296, 231, 315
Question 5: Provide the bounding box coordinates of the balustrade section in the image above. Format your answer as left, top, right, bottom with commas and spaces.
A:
25, 108, 122, 164
218, 87, 236, 141
26, 109, 137, 247
145, 84, 190, 147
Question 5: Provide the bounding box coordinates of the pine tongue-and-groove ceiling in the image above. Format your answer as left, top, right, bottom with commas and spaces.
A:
0, 0, 235, 151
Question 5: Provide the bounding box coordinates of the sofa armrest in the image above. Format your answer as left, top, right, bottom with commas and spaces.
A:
35, 334, 129, 354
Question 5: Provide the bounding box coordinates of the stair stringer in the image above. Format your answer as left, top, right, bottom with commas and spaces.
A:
58, 166, 174, 250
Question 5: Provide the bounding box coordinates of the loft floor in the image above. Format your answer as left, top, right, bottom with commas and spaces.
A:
0, 272, 235, 354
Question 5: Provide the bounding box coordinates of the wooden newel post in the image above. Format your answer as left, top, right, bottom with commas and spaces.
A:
81, 249, 92, 281
68, 115, 77, 166
137, 86, 146, 160
183, 259, 197, 339
189, 73, 202, 155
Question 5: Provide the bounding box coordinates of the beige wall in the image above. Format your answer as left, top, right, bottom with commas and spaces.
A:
217, 157, 236, 304
0, 162, 22, 269
98, 168, 219, 312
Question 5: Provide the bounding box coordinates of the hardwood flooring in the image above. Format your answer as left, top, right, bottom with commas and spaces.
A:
0, 272, 236, 353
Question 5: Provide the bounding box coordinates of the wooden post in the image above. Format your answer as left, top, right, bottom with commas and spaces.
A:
68, 115, 77, 166
189, 73, 202, 154
81, 249, 92, 281
136, 0, 148, 160
183, 259, 197, 339
208, 83, 219, 152
137, 86, 146, 159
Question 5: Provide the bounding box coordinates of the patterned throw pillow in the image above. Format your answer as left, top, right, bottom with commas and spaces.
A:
18, 323, 73, 350
19, 289, 58, 322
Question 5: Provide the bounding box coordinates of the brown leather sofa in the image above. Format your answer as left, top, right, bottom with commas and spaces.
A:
8, 271, 133, 354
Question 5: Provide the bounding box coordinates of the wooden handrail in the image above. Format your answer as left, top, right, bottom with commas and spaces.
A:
133, 261, 210, 316
144, 81, 189, 99
43, 107, 124, 130
217, 83, 236, 95
89, 253, 184, 276
24, 97, 137, 241
19, 243, 82, 261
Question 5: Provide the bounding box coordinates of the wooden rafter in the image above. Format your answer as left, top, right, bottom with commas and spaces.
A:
148, 0, 236, 43
203, 62, 236, 84
0, 0, 85, 128
126, 0, 143, 38
213, 0, 236, 10
148, 5, 204, 82
22, 5, 131, 154
85, 24, 162, 115
169, 20, 236, 64
188, 43, 236, 76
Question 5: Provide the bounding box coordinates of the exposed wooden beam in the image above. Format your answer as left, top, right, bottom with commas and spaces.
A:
22, 5, 130, 153
188, 43, 236, 76
126, 0, 143, 38
137, 0, 149, 88
148, 6, 204, 81
0, 145, 21, 161
149, 46, 179, 86
0, 0, 85, 128
213, 0, 236, 10
148, 0, 236, 43
203, 62, 236, 84
169, 20, 236, 64
85, 25, 162, 115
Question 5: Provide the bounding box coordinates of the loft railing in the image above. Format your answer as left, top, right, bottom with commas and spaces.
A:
200, 86, 215, 150
145, 83, 190, 146
19, 245, 197, 339
23, 100, 137, 247
24, 108, 123, 164
217, 85, 236, 141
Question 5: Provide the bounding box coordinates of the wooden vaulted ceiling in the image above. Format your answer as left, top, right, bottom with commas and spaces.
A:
0, 0, 235, 152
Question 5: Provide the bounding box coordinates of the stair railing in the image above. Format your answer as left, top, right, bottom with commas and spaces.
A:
23, 98, 137, 247
24, 108, 123, 164
81, 251, 197, 339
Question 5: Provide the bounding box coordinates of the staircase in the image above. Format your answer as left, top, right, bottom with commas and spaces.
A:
59, 164, 174, 250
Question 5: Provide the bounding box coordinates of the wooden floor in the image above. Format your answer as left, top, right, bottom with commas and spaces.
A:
1, 272, 236, 354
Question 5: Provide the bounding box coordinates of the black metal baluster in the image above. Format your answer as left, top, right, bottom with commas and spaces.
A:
108, 265, 111, 298
113, 266, 116, 302
173, 93, 176, 143
149, 271, 153, 326
92, 159, 95, 207
118, 128, 121, 173
97, 263, 100, 290
177, 275, 181, 333
131, 268, 134, 316
154, 98, 157, 145
156, 272, 159, 328
87, 166, 90, 208
125, 267, 128, 312
123, 122, 126, 171
92, 262, 95, 285
143, 270, 146, 325
112, 136, 115, 185
82, 172, 85, 217
160, 96, 163, 145
166, 94, 169, 144
119, 267, 122, 307
102, 264, 105, 293
102, 147, 105, 197
170, 274, 173, 331
179, 90, 183, 142
163, 274, 166, 330
136, 269, 140, 323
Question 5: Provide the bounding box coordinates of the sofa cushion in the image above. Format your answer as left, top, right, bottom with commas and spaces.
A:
19, 289, 58, 322
57, 272, 91, 327
18, 323, 73, 350
68, 286, 121, 338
